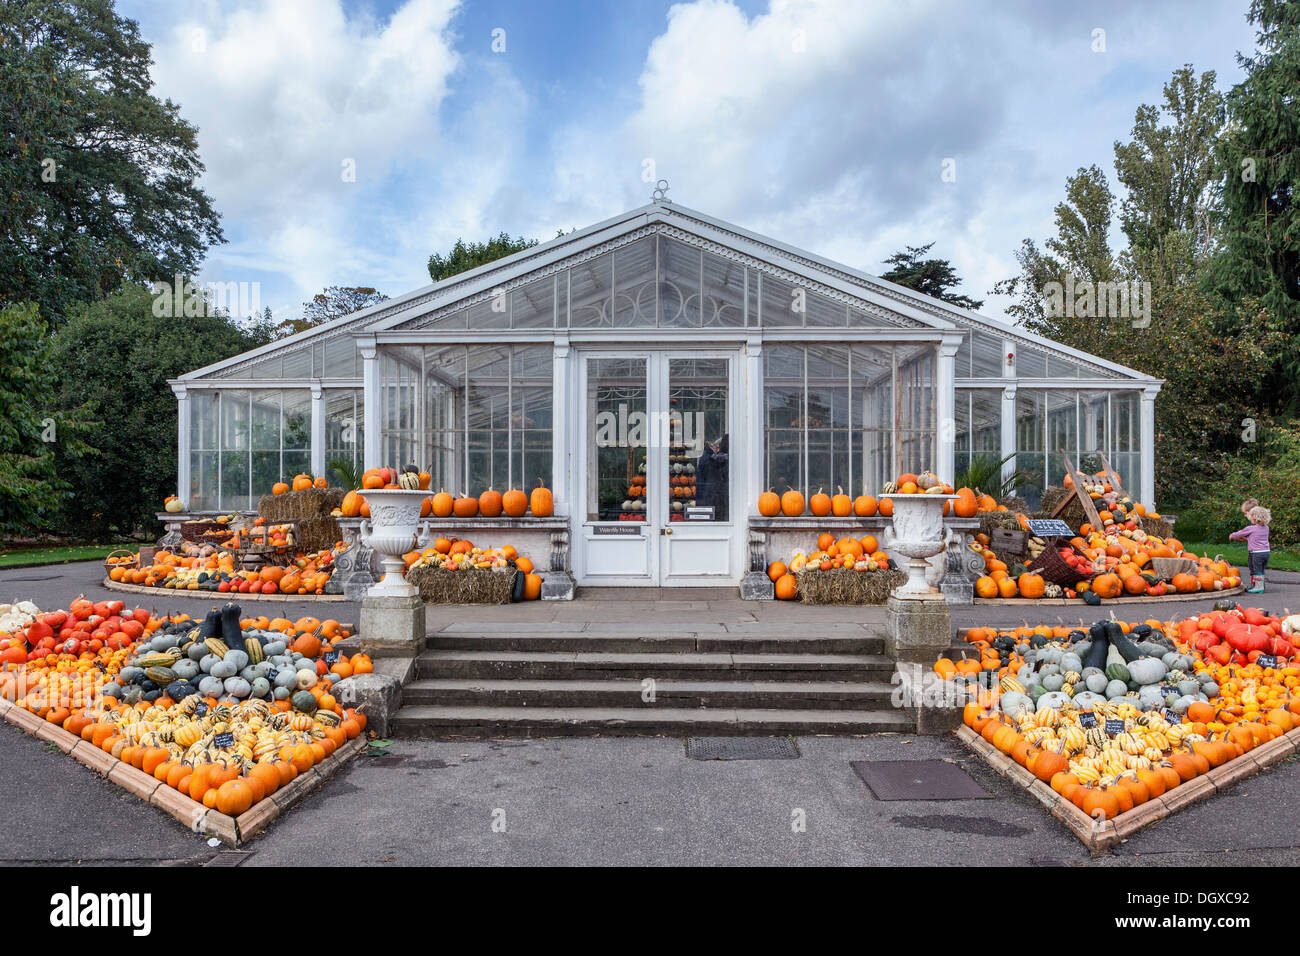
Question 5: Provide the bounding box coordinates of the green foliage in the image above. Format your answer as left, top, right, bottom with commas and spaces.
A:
0, 0, 224, 324
1174, 421, 1300, 547
879, 243, 983, 309
1205, 0, 1300, 407
0, 302, 95, 534
325, 456, 361, 490
954, 453, 1028, 500
1113, 66, 1224, 291
47, 283, 260, 537
427, 233, 537, 283
275, 286, 388, 338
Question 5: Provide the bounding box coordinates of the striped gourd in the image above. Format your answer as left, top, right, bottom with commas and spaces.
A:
204, 637, 230, 658
135, 653, 178, 670
315, 709, 341, 727
999, 676, 1025, 694
244, 638, 264, 665
145, 666, 177, 685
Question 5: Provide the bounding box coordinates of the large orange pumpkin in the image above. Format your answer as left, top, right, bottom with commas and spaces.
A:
1171, 572, 1199, 593
216, 779, 255, 816
953, 487, 978, 518
757, 489, 781, 517
340, 490, 363, 517
780, 489, 805, 516
853, 495, 877, 517
432, 492, 454, 517
478, 489, 503, 517
809, 489, 832, 516
1091, 572, 1122, 599
1017, 573, 1045, 599
502, 489, 528, 517
767, 561, 788, 581
975, 575, 999, 598
831, 488, 852, 516
530, 480, 554, 517
774, 573, 798, 600
453, 495, 479, 518
523, 573, 542, 600
292, 474, 313, 492
272, 482, 290, 495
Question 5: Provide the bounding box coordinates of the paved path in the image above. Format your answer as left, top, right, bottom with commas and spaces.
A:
3, 718, 1296, 866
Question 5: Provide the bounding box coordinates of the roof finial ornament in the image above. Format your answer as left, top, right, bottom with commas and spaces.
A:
651, 179, 670, 203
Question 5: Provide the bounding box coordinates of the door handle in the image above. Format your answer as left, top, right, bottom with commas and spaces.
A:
661, 527, 672, 536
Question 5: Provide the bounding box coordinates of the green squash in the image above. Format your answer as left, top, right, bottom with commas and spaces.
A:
291, 690, 318, 713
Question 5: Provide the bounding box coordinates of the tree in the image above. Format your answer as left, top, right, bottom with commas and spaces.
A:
0, 302, 95, 535
274, 286, 388, 338
428, 233, 538, 282
1114, 66, 1225, 291
48, 283, 263, 537
879, 243, 984, 310
1206, 0, 1300, 406
0, 0, 224, 323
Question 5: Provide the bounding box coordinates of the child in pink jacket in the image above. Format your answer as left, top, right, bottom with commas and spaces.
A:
1229, 503, 1271, 593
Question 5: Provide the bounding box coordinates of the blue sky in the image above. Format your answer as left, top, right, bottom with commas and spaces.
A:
117, 0, 1260, 323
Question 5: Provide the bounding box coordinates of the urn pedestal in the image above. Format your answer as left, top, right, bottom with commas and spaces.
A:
357, 490, 428, 657
885, 494, 956, 666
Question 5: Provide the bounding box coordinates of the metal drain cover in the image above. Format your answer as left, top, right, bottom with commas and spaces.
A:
686, 737, 800, 760
851, 760, 990, 800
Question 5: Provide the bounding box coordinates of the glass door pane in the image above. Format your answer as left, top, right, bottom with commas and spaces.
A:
667, 357, 729, 522
586, 357, 648, 522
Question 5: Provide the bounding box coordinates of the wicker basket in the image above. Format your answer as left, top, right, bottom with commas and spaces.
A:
1025, 545, 1093, 588
181, 519, 228, 542
102, 548, 139, 571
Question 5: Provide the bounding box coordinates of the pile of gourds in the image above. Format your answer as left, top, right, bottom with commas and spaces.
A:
973, 522, 1240, 602
111, 548, 342, 594
105, 604, 357, 705
948, 609, 1300, 819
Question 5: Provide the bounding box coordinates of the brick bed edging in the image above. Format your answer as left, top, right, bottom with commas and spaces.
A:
955, 724, 1299, 854
102, 577, 349, 603
972, 585, 1244, 607
2, 697, 367, 846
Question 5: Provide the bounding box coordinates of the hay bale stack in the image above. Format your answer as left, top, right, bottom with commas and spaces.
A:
796, 567, 907, 605
258, 487, 344, 522
257, 488, 344, 552
1040, 486, 1072, 515
1140, 515, 1174, 539
978, 511, 1022, 538
406, 565, 517, 604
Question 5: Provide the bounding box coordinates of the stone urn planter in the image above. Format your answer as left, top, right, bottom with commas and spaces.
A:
888, 494, 957, 598
359, 489, 429, 599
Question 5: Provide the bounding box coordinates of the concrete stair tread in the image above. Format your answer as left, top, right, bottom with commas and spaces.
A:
406, 677, 896, 694
417, 649, 891, 667
393, 704, 914, 731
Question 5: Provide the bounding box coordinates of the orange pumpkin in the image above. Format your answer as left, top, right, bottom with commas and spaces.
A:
767, 561, 788, 581
272, 481, 290, 495
774, 573, 798, 600
432, 492, 454, 517
523, 573, 542, 600
1017, 573, 1045, 599
292, 474, 313, 492
780, 489, 804, 516
831, 487, 852, 516
853, 495, 877, 517
757, 489, 781, 517
478, 489, 503, 517
502, 489, 528, 517
530, 480, 554, 517
1091, 572, 1122, 599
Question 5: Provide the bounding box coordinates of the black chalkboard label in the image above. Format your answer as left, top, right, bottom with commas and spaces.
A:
266, 668, 279, 683
323, 650, 340, 664
1164, 708, 1182, 723
1159, 685, 1179, 697
1027, 519, 1074, 538
1104, 718, 1125, 736
1078, 712, 1098, 728
214, 731, 234, 748
1256, 654, 1279, 669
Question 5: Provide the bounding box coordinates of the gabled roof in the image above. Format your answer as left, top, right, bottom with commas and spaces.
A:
180, 200, 1158, 384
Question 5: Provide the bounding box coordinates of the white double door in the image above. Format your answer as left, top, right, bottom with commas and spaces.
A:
574, 349, 740, 586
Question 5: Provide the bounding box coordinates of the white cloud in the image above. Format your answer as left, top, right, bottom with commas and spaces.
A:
551, 0, 1257, 319
146, 0, 466, 313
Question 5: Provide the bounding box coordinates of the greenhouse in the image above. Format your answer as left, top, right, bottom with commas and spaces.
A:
172, 200, 1161, 588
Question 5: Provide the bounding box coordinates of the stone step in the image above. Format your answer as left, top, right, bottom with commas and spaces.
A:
413, 649, 896, 682
425, 632, 884, 655
403, 677, 898, 710
391, 705, 915, 738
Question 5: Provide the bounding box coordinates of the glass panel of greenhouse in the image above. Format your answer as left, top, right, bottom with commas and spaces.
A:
188, 388, 311, 511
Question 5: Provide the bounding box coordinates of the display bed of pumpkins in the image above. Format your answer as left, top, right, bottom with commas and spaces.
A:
940, 605, 1300, 839
973, 518, 1240, 603
107, 547, 343, 597
0, 597, 374, 844
766, 532, 898, 602
404, 538, 544, 603
755, 472, 1004, 520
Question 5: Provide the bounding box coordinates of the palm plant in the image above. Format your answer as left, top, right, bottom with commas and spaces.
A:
955, 453, 1030, 499
326, 456, 362, 490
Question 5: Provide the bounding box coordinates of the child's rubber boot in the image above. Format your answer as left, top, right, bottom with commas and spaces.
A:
1247, 575, 1265, 594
